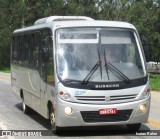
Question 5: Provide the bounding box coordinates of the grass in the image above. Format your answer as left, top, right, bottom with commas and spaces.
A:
0, 67, 11, 73
149, 73, 160, 91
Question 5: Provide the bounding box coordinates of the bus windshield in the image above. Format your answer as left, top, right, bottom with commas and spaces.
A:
56, 28, 146, 83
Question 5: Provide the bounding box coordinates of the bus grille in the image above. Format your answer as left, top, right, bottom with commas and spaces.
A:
75, 94, 137, 102
81, 109, 133, 123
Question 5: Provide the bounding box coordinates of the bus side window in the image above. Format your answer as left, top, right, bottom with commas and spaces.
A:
20, 35, 25, 65
32, 32, 40, 68
28, 33, 33, 67
17, 36, 20, 64
19, 35, 23, 65
29, 33, 38, 68
12, 36, 17, 63
24, 34, 29, 66
41, 32, 47, 81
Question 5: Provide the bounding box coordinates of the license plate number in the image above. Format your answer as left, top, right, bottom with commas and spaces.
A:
99, 108, 117, 115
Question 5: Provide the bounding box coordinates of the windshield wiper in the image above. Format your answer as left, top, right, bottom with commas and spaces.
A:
108, 63, 131, 84
82, 61, 101, 85
104, 50, 110, 80
104, 50, 131, 84
82, 45, 102, 85
97, 47, 102, 79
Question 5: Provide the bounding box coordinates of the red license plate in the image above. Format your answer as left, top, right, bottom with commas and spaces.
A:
99, 108, 117, 115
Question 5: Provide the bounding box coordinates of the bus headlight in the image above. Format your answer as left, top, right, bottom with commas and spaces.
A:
139, 104, 147, 113
64, 107, 73, 115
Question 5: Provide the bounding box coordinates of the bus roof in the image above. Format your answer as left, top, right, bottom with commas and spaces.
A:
13, 20, 136, 34
54, 20, 135, 30
34, 16, 94, 25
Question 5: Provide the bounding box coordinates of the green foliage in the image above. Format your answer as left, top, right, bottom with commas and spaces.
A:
0, 0, 160, 68
150, 74, 160, 91
0, 67, 11, 73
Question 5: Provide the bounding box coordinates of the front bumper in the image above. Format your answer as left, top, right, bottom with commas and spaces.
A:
55, 94, 150, 127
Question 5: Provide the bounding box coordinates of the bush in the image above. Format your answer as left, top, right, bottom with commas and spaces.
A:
149, 73, 160, 91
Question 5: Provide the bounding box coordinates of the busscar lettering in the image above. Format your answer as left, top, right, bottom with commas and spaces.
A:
95, 84, 119, 88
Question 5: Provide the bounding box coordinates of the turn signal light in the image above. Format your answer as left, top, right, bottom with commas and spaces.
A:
59, 91, 63, 95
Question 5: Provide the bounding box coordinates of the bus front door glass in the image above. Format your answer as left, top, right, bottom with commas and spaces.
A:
40, 29, 54, 112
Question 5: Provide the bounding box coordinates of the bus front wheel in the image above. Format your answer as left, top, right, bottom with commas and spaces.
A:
49, 105, 58, 132
126, 123, 141, 130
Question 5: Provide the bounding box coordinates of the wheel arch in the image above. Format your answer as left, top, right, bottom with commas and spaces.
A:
20, 89, 23, 99
47, 100, 54, 119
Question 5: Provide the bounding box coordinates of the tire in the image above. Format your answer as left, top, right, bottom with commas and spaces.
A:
126, 123, 141, 130
22, 98, 30, 114
49, 105, 61, 134
49, 105, 56, 130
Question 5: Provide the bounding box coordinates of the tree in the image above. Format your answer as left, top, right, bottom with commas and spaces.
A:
0, 0, 160, 68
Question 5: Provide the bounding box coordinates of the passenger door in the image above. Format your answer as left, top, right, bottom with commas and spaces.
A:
40, 29, 55, 117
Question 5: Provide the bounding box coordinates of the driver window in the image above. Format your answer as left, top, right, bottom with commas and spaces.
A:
41, 29, 54, 85
46, 36, 54, 85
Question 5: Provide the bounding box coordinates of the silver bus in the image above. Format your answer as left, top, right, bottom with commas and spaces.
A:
11, 16, 150, 131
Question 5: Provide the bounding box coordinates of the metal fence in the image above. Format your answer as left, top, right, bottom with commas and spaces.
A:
147, 62, 160, 73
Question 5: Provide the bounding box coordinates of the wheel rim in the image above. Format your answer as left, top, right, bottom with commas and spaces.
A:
50, 107, 56, 129
22, 100, 26, 111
